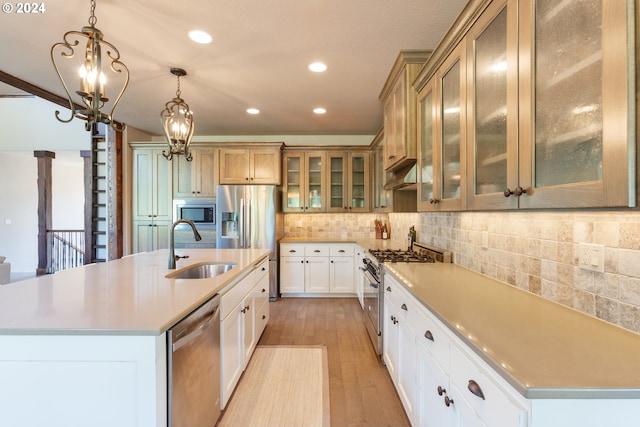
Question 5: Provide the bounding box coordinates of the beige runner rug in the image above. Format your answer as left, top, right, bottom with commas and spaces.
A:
218, 345, 330, 427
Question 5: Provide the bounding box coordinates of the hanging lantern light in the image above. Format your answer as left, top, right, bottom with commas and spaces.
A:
161, 68, 195, 161
50, 0, 129, 131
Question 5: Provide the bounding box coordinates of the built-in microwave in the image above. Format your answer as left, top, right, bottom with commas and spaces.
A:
173, 199, 216, 228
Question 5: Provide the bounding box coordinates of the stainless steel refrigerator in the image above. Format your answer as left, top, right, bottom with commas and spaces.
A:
216, 185, 283, 300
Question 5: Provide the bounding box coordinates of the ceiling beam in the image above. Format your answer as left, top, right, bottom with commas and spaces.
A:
0, 69, 124, 130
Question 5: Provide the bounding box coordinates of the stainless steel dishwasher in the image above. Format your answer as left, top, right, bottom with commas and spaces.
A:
168, 294, 221, 427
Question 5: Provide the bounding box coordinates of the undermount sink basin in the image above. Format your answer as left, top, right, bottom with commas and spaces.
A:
166, 262, 236, 279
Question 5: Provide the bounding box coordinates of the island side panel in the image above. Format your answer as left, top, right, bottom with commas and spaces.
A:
0, 334, 166, 427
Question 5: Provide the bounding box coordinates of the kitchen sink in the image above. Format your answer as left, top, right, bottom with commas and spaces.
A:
166, 262, 236, 279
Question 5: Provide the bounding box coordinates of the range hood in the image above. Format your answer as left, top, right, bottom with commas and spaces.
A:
383, 162, 417, 191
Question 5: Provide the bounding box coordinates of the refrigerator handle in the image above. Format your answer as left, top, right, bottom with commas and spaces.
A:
239, 198, 245, 248
246, 198, 252, 248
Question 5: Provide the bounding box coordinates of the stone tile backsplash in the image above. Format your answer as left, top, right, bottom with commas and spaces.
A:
284, 211, 640, 334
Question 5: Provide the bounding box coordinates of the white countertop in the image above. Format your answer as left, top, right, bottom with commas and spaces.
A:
0, 248, 269, 336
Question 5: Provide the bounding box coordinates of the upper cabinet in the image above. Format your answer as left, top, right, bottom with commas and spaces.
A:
219, 144, 282, 185
173, 147, 218, 199
465, 0, 519, 210
283, 151, 326, 213
371, 129, 393, 212
131, 146, 173, 221
415, 0, 635, 210
326, 151, 371, 213
380, 50, 431, 172
417, 40, 467, 212
517, 0, 633, 208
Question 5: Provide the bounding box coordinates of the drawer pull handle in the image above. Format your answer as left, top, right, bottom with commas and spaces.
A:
444, 395, 454, 407
424, 330, 434, 341
313, 249, 321, 253
338, 249, 345, 253
289, 249, 297, 253
437, 386, 446, 396
401, 303, 408, 311
468, 380, 485, 400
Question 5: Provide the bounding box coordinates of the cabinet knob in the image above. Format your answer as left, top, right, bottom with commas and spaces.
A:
331, 260, 334, 263
245, 177, 249, 181
503, 186, 526, 197
467, 380, 485, 400
429, 198, 440, 204
437, 386, 446, 396
444, 395, 454, 407
262, 288, 266, 293
386, 286, 391, 292
262, 315, 266, 320
424, 330, 434, 342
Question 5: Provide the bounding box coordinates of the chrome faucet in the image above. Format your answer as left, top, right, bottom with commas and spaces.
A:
169, 219, 202, 269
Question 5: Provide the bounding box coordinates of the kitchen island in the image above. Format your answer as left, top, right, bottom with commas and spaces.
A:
0, 248, 269, 427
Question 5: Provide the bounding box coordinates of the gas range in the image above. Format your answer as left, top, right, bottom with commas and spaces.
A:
367, 242, 452, 264
359, 242, 451, 357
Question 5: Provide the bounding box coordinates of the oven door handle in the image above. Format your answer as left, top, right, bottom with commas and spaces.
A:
361, 269, 379, 288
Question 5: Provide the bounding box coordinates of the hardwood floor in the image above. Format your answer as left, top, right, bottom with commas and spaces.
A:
258, 297, 410, 427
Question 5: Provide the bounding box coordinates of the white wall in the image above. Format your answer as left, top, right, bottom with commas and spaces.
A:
0, 97, 88, 273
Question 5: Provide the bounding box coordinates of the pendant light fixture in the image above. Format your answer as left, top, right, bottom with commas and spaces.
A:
161, 68, 194, 161
50, 0, 129, 131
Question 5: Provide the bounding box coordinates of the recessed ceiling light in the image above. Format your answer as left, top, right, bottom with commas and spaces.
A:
313, 107, 326, 114
188, 30, 212, 44
247, 108, 260, 115
308, 62, 327, 73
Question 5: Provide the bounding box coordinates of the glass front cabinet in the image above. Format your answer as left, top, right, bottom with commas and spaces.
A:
283, 152, 326, 213
326, 151, 371, 213
415, 0, 635, 211
417, 40, 467, 212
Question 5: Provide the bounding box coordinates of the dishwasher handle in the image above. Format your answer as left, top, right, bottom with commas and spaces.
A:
172, 304, 220, 352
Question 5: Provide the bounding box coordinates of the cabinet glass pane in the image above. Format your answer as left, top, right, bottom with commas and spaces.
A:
351, 156, 366, 208
474, 8, 508, 195
420, 91, 434, 202
441, 60, 462, 199
308, 156, 323, 209
286, 157, 301, 208
330, 156, 344, 208
534, 0, 603, 187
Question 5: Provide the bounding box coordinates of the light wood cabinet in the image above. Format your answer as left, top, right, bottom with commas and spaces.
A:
465, 0, 519, 210
380, 50, 431, 172
131, 146, 173, 253
416, 0, 635, 211
326, 151, 371, 212
219, 145, 281, 185
417, 40, 467, 212
282, 152, 326, 213
173, 148, 217, 198
516, 0, 633, 208
132, 147, 172, 221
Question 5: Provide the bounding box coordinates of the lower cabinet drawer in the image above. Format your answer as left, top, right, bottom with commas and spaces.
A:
415, 305, 451, 372
450, 343, 526, 427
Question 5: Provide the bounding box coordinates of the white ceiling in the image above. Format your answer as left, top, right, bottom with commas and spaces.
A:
0, 0, 467, 137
